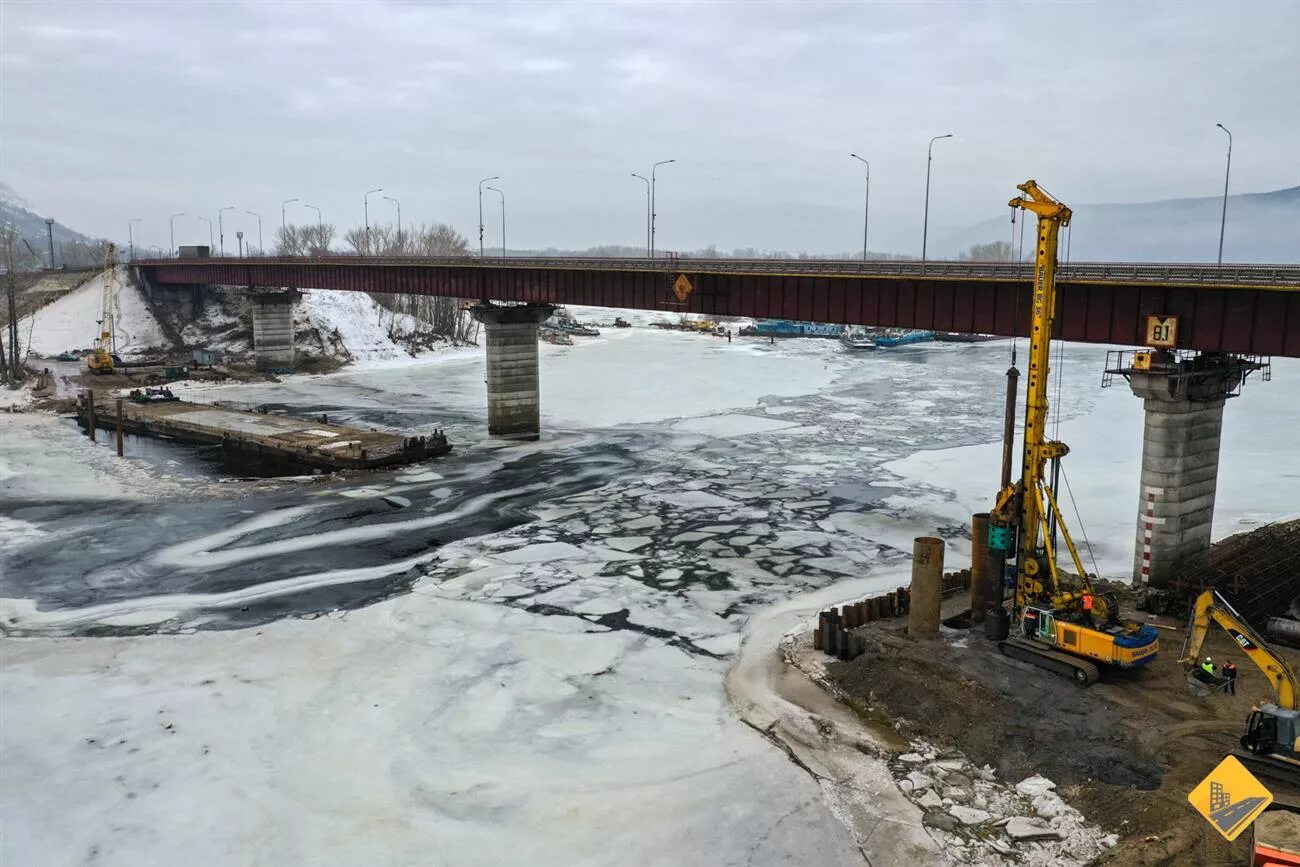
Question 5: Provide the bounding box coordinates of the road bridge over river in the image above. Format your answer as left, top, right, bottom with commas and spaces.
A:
137, 256, 1300, 357
135, 255, 1299, 588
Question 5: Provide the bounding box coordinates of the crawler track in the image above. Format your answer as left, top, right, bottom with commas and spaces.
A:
998, 638, 1101, 686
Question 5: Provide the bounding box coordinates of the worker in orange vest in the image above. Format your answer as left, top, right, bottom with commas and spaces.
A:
1223, 660, 1238, 695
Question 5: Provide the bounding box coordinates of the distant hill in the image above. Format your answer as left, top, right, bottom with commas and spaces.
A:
938, 186, 1300, 263
0, 182, 105, 268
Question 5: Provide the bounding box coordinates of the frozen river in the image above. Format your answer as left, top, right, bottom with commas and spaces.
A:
2, 324, 1296, 865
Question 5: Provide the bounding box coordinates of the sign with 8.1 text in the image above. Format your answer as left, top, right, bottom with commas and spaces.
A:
1145, 314, 1179, 349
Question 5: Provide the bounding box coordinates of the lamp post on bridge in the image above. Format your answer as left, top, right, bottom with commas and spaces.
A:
1216, 123, 1232, 265
128, 218, 141, 261
281, 198, 298, 242
849, 153, 870, 260
383, 195, 401, 252
364, 188, 383, 255
303, 204, 322, 254
478, 176, 500, 257
218, 206, 234, 256
921, 133, 953, 271
631, 173, 650, 257
237, 231, 245, 258
650, 159, 675, 259
245, 211, 262, 256
198, 216, 214, 252
486, 186, 505, 257
169, 213, 185, 258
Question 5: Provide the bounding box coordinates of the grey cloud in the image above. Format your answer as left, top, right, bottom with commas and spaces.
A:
2, 0, 1296, 256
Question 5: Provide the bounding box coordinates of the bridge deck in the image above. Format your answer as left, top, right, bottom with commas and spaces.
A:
135, 257, 1300, 357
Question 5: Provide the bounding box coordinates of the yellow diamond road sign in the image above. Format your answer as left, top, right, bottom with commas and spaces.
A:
672, 274, 694, 303
1188, 754, 1273, 841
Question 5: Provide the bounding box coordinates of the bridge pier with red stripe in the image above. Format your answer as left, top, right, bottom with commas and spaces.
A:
1123, 352, 1260, 586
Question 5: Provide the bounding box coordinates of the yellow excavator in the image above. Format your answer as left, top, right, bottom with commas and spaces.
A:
85, 243, 118, 374
1181, 589, 1300, 786
987, 181, 1159, 685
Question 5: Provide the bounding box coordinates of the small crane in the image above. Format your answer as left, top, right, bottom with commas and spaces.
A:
988, 181, 1159, 685
85, 243, 118, 374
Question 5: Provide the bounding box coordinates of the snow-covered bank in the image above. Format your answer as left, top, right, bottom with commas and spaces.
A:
16, 269, 167, 358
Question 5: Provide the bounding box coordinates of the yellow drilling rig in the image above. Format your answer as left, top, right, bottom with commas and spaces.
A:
85, 243, 118, 374
987, 181, 1159, 686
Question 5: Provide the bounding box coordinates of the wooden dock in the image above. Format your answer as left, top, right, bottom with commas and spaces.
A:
77, 390, 451, 472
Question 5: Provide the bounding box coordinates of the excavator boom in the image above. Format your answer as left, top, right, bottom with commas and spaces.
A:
1181, 590, 1297, 710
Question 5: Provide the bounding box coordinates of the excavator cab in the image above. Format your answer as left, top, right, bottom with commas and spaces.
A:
1244, 704, 1300, 761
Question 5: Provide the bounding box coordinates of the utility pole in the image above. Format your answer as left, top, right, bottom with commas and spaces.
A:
486, 186, 505, 257
219, 206, 234, 256
281, 198, 298, 242
198, 216, 213, 251
1216, 123, 1232, 265
237, 230, 245, 258
478, 176, 499, 257
631, 173, 650, 257
922, 134, 953, 270
246, 211, 262, 255
849, 153, 870, 260
364, 188, 383, 255
383, 195, 401, 252
650, 159, 675, 259
303, 204, 322, 254
128, 218, 141, 260
44, 218, 56, 269
169, 212, 185, 257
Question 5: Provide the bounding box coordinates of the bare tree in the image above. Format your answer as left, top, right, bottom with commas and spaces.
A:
276, 223, 335, 256
959, 240, 1018, 262
2, 227, 24, 386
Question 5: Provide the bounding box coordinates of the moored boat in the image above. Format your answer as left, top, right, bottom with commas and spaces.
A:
839, 328, 877, 350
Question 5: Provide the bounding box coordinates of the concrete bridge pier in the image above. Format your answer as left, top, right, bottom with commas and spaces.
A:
1124, 352, 1258, 586
248, 289, 300, 371
472, 303, 555, 439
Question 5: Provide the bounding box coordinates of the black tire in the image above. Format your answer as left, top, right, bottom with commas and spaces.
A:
1073, 667, 1090, 686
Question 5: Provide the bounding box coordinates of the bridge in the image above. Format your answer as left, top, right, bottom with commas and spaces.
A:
136, 255, 1297, 590
136, 256, 1300, 357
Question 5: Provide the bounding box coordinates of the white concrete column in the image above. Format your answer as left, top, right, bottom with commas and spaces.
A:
472, 304, 554, 438
249, 290, 299, 371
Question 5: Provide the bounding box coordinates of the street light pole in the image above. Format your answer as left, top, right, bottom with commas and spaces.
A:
849, 153, 871, 260
303, 204, 322, 254
246, 211, 262, 255
364, 188, 383, 255
169, 212, 185, 257
383, 195, 401, 252
486, 186, 505, 257
922, 134, 953, 270
281, 198, 298, 239
631, 173, 650, 257
1216, 123, 1232, 265
218, 206, 234, 256
128, 218, 142, 260
198, 216, 213, 251
478, 176, 500, 257
650, 159, 675, 259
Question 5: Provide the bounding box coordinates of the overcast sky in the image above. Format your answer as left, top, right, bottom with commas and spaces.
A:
3, 0, 1297, 255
